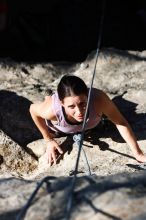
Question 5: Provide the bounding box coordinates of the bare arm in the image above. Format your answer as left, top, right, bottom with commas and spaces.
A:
29, 96, 63, 165
97, 91, 146, 163
29, 96, 54, 141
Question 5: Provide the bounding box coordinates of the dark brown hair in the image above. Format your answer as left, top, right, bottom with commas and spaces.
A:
57, 75, 88, 100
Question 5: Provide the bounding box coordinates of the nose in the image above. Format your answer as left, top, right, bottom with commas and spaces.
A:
75, 106, 82, 114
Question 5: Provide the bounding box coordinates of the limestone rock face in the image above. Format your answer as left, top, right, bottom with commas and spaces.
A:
27, 134, 146, 178
1, 172, 146, 220
0, 130, 38, 178
1, 48, 146, 219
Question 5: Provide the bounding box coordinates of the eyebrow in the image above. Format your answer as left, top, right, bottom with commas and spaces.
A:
68, 101, 87, 107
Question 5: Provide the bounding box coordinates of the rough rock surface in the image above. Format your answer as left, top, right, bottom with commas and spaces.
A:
0, 130, 38, 178
27, 134, 146, 178
0, 48, 146, 219
1, 172, 146, 220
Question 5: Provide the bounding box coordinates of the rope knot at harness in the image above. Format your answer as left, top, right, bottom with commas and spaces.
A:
73, 134, 82, 144
72, 133, 91, 176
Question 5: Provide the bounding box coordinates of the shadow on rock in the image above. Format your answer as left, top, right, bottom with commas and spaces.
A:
0, 209, 20, 220
84, 130, 135, 161
126, 163, 146, 171
56, 135, 74, 164
0, 90, 41, 147
112, 93, 146, 141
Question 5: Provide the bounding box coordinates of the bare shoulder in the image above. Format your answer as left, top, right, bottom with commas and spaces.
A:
30, 95, 56, 120
93, 88, 125, 123
92, 88, 113, 113
92, 88, 107, 104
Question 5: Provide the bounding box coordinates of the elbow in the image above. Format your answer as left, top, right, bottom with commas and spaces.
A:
116, 118, 130, 128
114, 116, 129, 127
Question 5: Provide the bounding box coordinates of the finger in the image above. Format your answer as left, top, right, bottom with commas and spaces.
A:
56, 146, 63, 154
48, 153, 52, 167
52, 151, 56, 165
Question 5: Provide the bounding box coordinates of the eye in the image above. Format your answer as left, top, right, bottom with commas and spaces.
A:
68, 105, 75, 109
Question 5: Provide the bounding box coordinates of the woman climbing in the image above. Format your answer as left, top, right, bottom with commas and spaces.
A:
30, 74, 146, 166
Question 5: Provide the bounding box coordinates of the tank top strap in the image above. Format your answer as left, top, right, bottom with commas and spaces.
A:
51, 92, 68, 127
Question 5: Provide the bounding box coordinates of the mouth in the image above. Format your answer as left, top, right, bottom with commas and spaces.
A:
77, 115, 84, 120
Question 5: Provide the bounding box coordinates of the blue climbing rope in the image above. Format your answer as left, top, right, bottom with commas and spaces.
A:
65, 1, 106, 219
73, 134, 91, 175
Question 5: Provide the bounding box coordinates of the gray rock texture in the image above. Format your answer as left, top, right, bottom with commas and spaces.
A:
1, 172, 146, 220
0, 130, 38, 178
0, 48, 146, 219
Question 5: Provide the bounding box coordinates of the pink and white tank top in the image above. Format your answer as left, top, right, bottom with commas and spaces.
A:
46, 88, 101, 134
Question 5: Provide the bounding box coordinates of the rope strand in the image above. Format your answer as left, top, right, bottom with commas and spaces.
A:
65, 1, 106, 219
16, 177, 56, 220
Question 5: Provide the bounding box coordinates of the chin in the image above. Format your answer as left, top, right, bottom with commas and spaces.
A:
76, 117, 84, 122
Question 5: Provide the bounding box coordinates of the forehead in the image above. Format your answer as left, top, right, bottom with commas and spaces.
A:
62, 95, 87, 105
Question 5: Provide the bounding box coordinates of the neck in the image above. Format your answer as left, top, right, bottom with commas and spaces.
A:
62, 107, 82, 125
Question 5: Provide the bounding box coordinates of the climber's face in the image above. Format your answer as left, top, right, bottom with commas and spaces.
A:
61, 94, 87, 123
